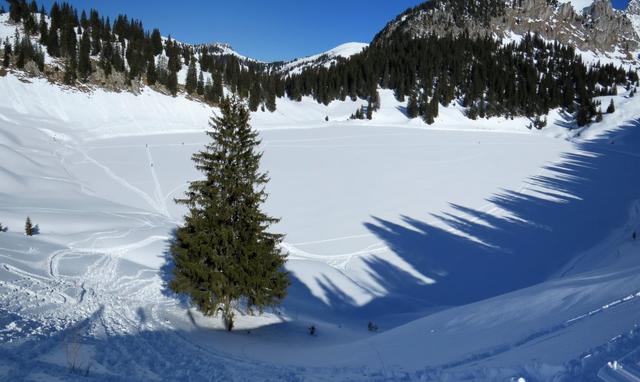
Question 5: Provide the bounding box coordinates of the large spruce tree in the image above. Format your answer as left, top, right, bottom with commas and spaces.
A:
170, 97, 289, 331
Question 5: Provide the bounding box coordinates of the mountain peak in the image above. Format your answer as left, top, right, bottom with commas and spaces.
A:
628, 0, 640, 15
374, 0, 637, 53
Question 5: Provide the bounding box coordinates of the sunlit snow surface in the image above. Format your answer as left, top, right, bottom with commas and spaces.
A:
1, 65, 640, 381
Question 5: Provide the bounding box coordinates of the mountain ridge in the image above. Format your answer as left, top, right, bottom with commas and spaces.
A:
373, 0, 639, 55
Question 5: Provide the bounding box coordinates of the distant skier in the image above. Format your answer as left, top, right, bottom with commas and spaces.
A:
308, 325, 316, 336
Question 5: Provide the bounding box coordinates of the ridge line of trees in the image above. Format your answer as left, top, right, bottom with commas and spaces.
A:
2, 0, 636, 126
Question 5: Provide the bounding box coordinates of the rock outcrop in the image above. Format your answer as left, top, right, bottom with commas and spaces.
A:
375, 0, 638, 55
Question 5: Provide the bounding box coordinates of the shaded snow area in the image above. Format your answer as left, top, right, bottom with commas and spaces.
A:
1, 72, 640, 381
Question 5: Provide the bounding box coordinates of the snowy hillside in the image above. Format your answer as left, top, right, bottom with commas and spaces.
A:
2, 0, 640, 379
558, 0, 596, 13
277, 42, 368, 74
1, 63, 640, 381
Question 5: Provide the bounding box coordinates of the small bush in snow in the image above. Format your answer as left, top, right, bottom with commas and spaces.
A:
25, 217, 34, 236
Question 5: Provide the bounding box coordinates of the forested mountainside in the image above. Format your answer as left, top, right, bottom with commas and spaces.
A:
2, 0, 638, 126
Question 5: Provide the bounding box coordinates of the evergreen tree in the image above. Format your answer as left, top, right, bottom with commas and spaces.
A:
64, 50, 77, 85
150, 28, 163, 56
167, 70, 178, 96
2, 41, 11, 67
265, 84, 277, 112
595, 109, 603, 122
185, 59, 197, 94
47, 24, 60, 57
197, 70, 205, 96
25, 216, 33, 236
406, 92, 419, 118
170, 97, 289, 331
576, 105, 590, 127
146, 58, 156, 85
77, 28, 91, 80
607, 99, 615, 114
248, 82, 261, 112
38, 11, 48, 45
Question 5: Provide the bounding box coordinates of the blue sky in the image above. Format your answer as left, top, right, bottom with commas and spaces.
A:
26, 0, 427, 62
4, 0, 633, 62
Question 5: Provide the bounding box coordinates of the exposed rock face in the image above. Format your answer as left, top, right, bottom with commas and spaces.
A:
375, 0, 638, 54
626, 0, 640, 42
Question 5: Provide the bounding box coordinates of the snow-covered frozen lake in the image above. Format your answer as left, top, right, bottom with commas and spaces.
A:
1, 73, 640, 381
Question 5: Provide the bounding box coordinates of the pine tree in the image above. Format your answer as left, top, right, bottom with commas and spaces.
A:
77, 28, 91, 80
595, 109, 603, 122
366, 100, 373, 120
576, 105, 590, 127
265, 86, 276, 113
406, 92, 419, 118
25, 216, 33, 236
607, 99, 615, 114
64, 50, 77, 85
47, 24, 60, 57
2, 42, 11, 67
249, 82, 261, 112
167, 70, 178, 96
38, 11, 48, 45
150, 28, 163, 56
170, 97, 289, 331
197, 70, 204, 96
185, 59, 197, 94
146, 58, 156, 85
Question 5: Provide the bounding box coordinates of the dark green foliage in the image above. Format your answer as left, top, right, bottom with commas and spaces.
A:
576, 105, 591, 127
351, 105, 366, 120
533, 115, 547, 129
283, 31, 631, 123
185, 59, 197, 94
46, 24, 59, 57
77, 28, 91, 80
167, 70, 178, 96
146, 58, 156, 85
3, 41, 12, 67
595, 109, 603, 122
38, 11, 48, 44
64, 50, 77, 85
14, 34, 44, 71
248, 81, 262, 112
99, 39, 113, 76
8, 0, 28, 23
25, 216, 33, 236
607, 99, 615, 114
170, 97, 289, 331
150, 28, 163, 56
197, 70, 205, 96
406, 92, 419, 118
4, 0, 634, 121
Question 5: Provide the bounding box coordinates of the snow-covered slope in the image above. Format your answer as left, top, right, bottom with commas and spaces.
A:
278, 42, 368, 74
1, 68, 640, 381
558, 0, 596, 13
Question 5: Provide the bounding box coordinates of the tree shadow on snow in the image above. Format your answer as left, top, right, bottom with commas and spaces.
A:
285, 118, 640, 322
